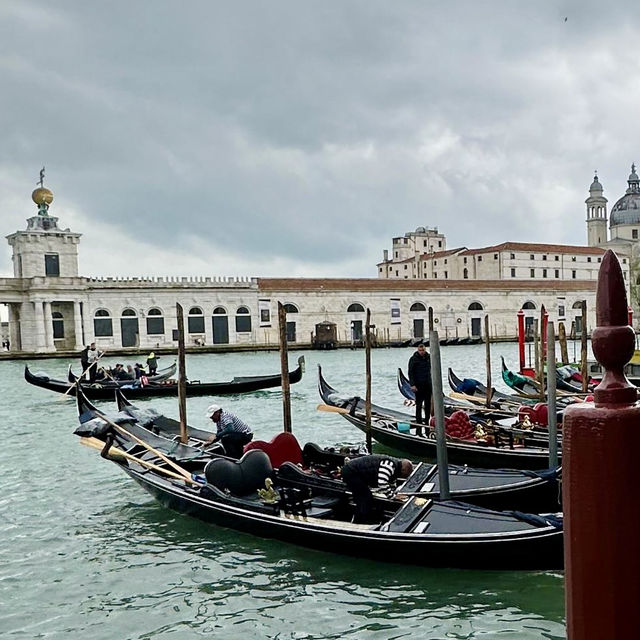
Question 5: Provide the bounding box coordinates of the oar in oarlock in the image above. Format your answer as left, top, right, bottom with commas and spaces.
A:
316, 403, 350, 415
74, 412, 192, 482
80, 437, 200, 486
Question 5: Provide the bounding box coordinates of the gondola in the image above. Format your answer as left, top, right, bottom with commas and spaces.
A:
74, 388, 563, 570
500, 357, 544, 397
320, 366, 562, 470
68, 361, 178, 386
24, 356, 305, 399
109, 387, 560, 513
446, 367, 537, 406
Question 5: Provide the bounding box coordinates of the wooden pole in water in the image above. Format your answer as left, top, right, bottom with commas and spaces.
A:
580, 300, 589, 393
546, 320, 559, 468
484, 314, 493, 408
564, 250, 640, 640
176, 303, 188, 444
278, 302, 292, 433
559, 321, 569, 366
428, 307, 434, 333
365, 308, 373, 454
517, 309, 526, 373
429, 329, 450, 500
539, 305, 547, 402
533, 318, 540, 381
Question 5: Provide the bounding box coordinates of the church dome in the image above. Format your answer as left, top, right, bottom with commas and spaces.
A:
610, 163, 640, 227
590, 175, 603, 192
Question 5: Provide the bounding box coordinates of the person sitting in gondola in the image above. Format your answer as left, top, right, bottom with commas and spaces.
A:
204, 404, 253, 459
341, 455, 413, 524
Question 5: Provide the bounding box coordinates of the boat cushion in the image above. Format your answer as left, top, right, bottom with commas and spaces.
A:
204, 449, 273, 497
243, 432, 304, 468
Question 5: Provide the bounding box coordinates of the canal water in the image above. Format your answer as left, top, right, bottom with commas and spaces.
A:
0, 342, 572, 639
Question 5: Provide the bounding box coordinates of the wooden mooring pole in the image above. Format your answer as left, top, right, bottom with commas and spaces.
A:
580, 300, 589, 393
277, 302, 292, 433
484, 315, 493, 407
365, 308, 373, 454
558, 321, 569, 366
564, 250, 640, 639
176, 303, 188, 444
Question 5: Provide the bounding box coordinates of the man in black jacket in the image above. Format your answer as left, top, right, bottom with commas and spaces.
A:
341, 455, 413, 523
408, 344, 432, 424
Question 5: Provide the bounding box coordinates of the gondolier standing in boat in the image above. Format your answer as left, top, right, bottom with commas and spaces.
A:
205, 404, 253, 458
146, 352, 158, 376
85, 343, 102, 382
341, 455, 413, 523
408, 343, 432, 424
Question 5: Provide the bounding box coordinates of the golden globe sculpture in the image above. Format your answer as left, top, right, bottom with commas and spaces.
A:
32, 187, 54, 206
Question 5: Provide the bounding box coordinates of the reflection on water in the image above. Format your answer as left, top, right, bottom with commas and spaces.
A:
0, 346, 568, 639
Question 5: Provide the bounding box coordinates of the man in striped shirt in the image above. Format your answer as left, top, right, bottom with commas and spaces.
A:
341, 455, 413, 524
205, 404, 253, 459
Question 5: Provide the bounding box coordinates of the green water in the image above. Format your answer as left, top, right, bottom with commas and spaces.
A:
0, 345, 565, 639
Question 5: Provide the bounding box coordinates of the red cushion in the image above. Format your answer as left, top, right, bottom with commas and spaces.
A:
243, 432, 304, 468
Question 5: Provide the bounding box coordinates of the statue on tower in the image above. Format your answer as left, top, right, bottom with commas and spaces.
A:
37, 166, 45, 188
31, 166, 54, 216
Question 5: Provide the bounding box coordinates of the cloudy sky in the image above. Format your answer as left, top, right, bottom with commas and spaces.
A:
1, 1, 639, 280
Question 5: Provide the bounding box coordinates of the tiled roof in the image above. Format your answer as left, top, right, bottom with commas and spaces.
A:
258, 278, 597, 293
458, 242, 607, 256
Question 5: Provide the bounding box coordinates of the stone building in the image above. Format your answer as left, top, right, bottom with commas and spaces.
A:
0, 180, 607, 355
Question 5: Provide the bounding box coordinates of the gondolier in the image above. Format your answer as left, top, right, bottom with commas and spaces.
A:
341, 454, 413, 523
205, 404, 253, 458
408, 344, 432, 424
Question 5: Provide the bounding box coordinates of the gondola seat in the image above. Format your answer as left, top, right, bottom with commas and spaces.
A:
243, 432, 304, 468
204, 449, 273, 497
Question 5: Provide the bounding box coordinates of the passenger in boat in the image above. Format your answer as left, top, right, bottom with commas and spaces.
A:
341, 455, 413, 524
204, 404, 253, 459
146, 352, 158, 375
126, 365, 136, 379
408, 343, 432, 424
134, 363, 143, 379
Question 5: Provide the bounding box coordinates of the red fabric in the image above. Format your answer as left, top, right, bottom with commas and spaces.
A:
243, 432, 304, 468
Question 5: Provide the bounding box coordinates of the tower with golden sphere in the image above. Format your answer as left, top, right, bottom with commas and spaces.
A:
6, 176, 81, 279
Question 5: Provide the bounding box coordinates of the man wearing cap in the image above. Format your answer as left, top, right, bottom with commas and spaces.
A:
205, 404, 253, 459
146, 352, 158, 376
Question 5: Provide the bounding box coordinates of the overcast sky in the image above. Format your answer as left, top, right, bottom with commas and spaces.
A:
1, 1, 639, 280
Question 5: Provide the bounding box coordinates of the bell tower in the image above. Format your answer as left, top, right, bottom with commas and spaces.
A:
6, 169, 81, 278
586, 173, 608, 247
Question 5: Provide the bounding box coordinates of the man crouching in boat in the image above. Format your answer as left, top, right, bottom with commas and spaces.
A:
205, 404, 253, 459
341, 455, 413, 524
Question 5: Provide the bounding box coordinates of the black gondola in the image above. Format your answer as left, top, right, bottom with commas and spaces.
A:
74, 387, 563, 570
25, 356, 305, 399
320, 366, 562, 470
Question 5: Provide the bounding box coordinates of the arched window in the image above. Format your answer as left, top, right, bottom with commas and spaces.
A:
468, 302, 483, 311
283, 303, 299, 313
122, 308, 137, 316
213, 306, 227, 315
347, 303, 365, 313
572, 301, 584, 309
522, 301, 537, 310
94, 309, 113, 337
410, 302, 426, 312
236, 306, 252, 333
188, 306, 205, 334
146, 307, 164, 335
463, 268, 468, 279
52, 311, 64, 339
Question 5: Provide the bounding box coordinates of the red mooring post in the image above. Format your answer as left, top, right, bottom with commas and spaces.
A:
517, 309, 526, 373
564, 249, 640, 640
628, 305, 634, 328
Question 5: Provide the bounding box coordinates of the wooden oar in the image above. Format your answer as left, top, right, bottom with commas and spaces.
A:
80, 437, 200, 486
317, 403, 350, 414
59, 350, 108, 400
91, 410, 193, 482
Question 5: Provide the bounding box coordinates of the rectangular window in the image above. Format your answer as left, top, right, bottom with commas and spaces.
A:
44, 254, 60, 276
511, 268, 516, 277
423, 262, 427, 268
188, 317, 205, 333
530, 268, 535, 278
572, 270, 577, 279
438, 241, 442, 247
530, 254, 534, 260
434, 273, 438, 279
444, 259, 448, 264
52, 320, 64, 339
146, 317, 165, 335
587, 257, 592, 262
543, 269, 547, 278
478, 255, 483, 262
510, 253, 515, 259
444, 271, 448, 278
555, 255, 560, 261
404, 264, 407, 270
494, 253, 498, 259
572, 256, 577, 262
555, 269, 560, 278
236, 316, 252, 332
464, 257, 467, 264
542, 255, 547, 261
598, 257, 601, 262
559, 305, 565, 317
424, 240, 427, 247
623, 258, 627, 264
94, 318, 113, 337
434, 260, 437, 266
634, 230, 638, 240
